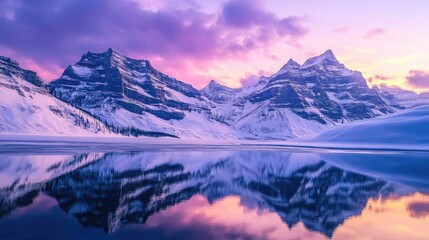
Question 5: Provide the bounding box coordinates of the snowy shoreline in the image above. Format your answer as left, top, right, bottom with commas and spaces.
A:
1, 134, 428, 153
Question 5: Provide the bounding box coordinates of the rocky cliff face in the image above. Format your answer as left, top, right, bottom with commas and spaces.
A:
250, 50, 392, 123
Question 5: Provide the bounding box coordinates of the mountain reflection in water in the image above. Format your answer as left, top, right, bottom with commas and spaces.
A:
0, 150, 428, 240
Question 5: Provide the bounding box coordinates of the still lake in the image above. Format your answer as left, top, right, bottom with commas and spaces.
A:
0, 144, 428, 240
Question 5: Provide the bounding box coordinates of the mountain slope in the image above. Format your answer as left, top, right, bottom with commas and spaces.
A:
48, 49, 236, 139
0, 56, 111, 136
202, 50, 394, 139
304, 105, 429, 146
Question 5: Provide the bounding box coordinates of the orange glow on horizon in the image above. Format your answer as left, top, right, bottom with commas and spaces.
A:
333, 193, 429, 240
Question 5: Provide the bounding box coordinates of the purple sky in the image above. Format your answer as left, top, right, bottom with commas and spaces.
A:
1, 0, 429, 91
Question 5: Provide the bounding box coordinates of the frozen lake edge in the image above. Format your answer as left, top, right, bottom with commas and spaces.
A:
0, 134, 428, 154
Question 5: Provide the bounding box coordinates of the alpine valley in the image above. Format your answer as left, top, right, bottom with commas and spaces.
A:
1, 49, 428, 139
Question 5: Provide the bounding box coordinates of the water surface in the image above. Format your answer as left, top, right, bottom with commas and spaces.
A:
0, 147, 428, 239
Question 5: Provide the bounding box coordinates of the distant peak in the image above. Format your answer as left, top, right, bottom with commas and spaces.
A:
79, 48, 123, 60
77, 49, 157, 72
202, 79, 234, 91
316, 49, 337, 60
80, 48, 123, 61
208, 79, 220, 86
101, 48, 125, 67
106, 48, 123, 58
280, 58, 301, 70
203, 80, 220, 89
287, 58, 300, 65
107, 48, 120, 55
322, 49, 335, 58
303, 49, 339, 67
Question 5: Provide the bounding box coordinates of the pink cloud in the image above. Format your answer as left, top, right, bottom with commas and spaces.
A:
406, 70, 429, 88
239, 70, 270, 87
367, 74, 392, 83
0, 0, 308, 85
364, 27, 386, 39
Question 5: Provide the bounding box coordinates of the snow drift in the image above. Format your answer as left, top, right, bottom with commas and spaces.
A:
302, 105, 429, 146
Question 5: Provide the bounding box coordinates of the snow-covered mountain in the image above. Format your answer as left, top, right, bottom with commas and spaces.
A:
0, 151, 397, 237
202, 50, 394, 139
48, 49, 236, 139
375, 84, 429, 109
0, 56, 110, 136
0, 49, 408, 139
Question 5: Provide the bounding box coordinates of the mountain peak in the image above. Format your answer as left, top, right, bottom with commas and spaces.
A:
202, 80, 232, 92
201, 80, 239, 104
315, 49, 336, 61
207, 79, 221, 87
106, 48, 122, 57
303, 49, 339, 67
105, 48, 124, 62
79, 49, 154, 69
287, 58, 300, 65
321, 49, 335, 58
107, 47, 118, 53
279, 59, 301, 71
77, 48, 128, 70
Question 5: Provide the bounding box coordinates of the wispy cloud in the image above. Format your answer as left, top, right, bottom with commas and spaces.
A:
364, 27, 385, 39
367, 74, 392, 83
333, 26, 350, 34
